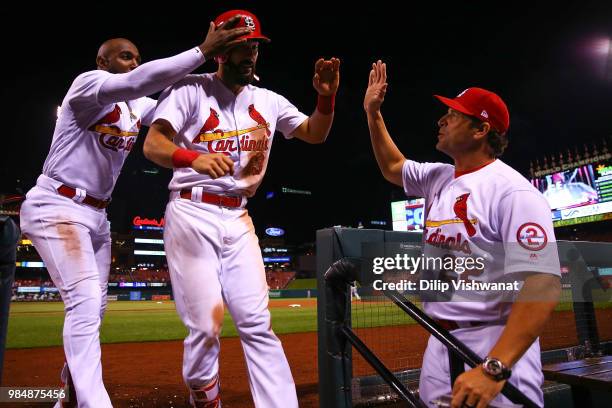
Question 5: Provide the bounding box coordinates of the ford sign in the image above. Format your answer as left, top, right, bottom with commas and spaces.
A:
265, 227, 285, 237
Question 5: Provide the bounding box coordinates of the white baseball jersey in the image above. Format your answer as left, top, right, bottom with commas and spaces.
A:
155, 73, 305, 406
153, 73, 308, 197
402, 159, 561, 321
42, 47, 205, 199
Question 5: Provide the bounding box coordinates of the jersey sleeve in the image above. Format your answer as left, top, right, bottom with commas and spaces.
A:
138, 97, 158, 127
66, 70, 112, 109
97, 47, 205, 105
152, 80, 197, 135
402, 160, 454, 198
275, 93, 308, 139
498, 190, 561, 276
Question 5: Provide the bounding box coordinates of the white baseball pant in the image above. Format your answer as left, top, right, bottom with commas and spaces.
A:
163, 196, 298, 408
20, 175, 112, 408
419, 324, 544, 407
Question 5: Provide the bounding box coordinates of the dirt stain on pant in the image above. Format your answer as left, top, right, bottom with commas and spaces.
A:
57, 222, 82, 260
204, 302, 225, 349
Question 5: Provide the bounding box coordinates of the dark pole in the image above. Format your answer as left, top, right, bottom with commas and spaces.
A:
341, 325, 426, 408
0, 216, 20, 383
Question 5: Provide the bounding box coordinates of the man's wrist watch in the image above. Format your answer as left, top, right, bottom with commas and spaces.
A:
481, 357, 511, 381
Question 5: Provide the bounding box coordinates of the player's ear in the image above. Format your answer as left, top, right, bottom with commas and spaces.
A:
96, 56, 109, 71
472, 121, 491, 142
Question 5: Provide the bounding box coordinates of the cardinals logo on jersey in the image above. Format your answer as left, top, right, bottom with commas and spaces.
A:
191, 105, 271, 167
248, 104, 271, 137
89, 104, 139, 152
191, 105, 270, 147
453, 193, 477, 237
424, 193, 479, 254
426, 193, 478, 236
192, 108, 220, 143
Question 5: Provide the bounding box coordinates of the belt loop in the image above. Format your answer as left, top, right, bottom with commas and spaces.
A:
73, 188, 86, 203
191, 186, 203, 202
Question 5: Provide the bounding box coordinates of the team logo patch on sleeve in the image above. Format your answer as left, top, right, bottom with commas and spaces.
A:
516, 222, 548, 251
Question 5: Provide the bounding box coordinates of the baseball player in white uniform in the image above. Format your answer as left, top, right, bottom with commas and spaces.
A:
142, 9, 340, 408
364, 61, 561, 408
19, 18, 254, 408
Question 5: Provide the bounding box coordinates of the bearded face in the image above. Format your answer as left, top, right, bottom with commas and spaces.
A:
221, 40, 259, 86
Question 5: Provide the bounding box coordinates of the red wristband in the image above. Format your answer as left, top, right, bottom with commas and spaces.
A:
172, 148, 199, 168
317, 93, 336, 115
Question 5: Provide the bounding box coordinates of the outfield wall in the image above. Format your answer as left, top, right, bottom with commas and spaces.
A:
268, 289, 318, 298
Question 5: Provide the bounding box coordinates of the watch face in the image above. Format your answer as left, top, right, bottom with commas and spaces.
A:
486, 359, 502, 375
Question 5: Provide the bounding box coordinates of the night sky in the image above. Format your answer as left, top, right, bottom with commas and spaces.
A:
3, 2, 612, 243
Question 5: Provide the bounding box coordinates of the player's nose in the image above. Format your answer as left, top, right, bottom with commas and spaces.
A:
244, 46, 257, 58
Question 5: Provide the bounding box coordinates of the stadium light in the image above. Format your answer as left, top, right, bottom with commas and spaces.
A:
592, 37, 610, 56
585, 36, 612, 81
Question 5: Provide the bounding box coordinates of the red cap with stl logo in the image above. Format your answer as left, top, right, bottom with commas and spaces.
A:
434, 87, 510, 134
214, 10, 270, 42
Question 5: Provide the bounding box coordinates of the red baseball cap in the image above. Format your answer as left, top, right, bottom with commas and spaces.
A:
214, 10, 270, 43
434, 87, 510, 134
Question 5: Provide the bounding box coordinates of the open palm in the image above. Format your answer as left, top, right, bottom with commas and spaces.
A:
313, 58, 341, 96
364, 60, 388, 113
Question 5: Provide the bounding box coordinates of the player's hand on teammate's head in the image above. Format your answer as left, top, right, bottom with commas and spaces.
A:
313, 57, 341, 96
191, 153, 235, 179
200, 15, 254, 60
363, 60, 388, 114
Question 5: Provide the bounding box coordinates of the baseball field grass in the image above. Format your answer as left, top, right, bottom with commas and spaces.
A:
6, 299, 319, 349
7, 293, 610, 349
285, 278, 317, 289
5, 298, 419, 349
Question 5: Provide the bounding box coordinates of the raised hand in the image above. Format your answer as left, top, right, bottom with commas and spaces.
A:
313, 58, 341, 96
364, 60, 388, 113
